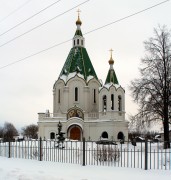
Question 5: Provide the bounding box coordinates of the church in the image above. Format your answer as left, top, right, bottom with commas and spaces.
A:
38, 13, 128, 141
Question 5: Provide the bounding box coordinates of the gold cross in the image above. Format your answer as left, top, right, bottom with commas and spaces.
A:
77, 9, 81, 16
109, 49, 113, 58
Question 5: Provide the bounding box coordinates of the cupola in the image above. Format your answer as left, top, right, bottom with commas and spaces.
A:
105, 49, 119, 84
73, 9, 85, 48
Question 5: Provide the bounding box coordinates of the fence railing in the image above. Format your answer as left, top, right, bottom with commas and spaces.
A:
0, 138, 171, 170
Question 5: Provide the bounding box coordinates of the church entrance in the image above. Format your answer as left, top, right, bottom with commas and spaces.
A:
68, 125, 82, 140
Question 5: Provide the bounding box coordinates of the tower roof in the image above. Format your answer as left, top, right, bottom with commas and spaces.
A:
59, 12, 98, 81
105, 69, 119, 84
105, 49, 119, 85
74, 29, 83, 36
59, 46, 98, 80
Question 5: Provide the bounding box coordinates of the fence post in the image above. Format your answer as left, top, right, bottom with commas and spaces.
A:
145, 138, 148, 170
82, 137, 85, 166
8, 141, 11, 158
39, 137, 42, 161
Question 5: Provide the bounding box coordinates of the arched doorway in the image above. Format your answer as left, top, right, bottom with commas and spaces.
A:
117, 132, 124, 140
68, 125, 82, 140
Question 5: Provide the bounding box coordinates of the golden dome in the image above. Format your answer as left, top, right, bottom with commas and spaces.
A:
108, 57, 114, 65
108, 49, 114, 65
76, 15, 82, 26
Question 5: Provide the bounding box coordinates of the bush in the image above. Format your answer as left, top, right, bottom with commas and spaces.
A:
94, 144, 120, 162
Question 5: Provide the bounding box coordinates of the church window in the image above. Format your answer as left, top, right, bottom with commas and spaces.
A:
93, 89, 96, 103
81, 40, 83, 46
74, 40, 75, 46
101, 131, 108, 139
111, 94, 114, 110
58, 89, 60, 103
77, 39, 79, 45
75, 87, 78, 101
103, 95, 107, 112
118, 95, 122, 111
117, 132, 124, 140
50, 132, 55, 139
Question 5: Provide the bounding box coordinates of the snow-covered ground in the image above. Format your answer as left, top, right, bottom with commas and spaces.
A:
0, 157, 171, 180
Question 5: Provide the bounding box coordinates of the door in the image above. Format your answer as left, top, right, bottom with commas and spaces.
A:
70, 126, 81, 140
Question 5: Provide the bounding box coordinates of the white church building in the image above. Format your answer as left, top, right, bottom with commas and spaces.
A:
38, 14, 128, 141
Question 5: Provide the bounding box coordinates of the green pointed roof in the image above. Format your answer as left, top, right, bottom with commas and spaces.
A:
105, 69, 119, 84
59, 14, 98, 81
75, 29, 83, 36
59, 46, 98, 80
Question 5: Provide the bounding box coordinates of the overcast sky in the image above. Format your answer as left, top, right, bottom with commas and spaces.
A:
0, 0, 171, 130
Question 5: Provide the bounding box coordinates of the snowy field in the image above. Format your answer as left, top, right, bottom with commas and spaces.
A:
0, 156, 171, 180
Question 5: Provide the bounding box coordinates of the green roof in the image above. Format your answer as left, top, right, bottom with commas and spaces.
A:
75, 29, 83, 36
105, 69, 119, 84
59, 46, 98, 80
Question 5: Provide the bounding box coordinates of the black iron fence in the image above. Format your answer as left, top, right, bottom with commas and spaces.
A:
0, 138, 171, 170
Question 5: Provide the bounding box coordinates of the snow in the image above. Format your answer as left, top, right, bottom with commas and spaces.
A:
99, 82, 123, 91
87, 75, 94, 82
0, 157, 171, 180
60, 72, 85, 84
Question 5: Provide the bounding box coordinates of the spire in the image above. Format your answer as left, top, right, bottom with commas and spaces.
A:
105, 49, 119, 84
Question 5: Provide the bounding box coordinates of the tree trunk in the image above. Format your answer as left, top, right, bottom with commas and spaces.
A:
163, 99, 170, 149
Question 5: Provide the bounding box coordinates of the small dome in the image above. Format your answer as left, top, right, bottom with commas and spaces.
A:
108, 49, 114, 65
108, 57, 114, 65
76, 15, 82, 26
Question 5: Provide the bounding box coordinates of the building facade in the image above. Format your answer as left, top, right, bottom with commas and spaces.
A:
38, 14, 128, 141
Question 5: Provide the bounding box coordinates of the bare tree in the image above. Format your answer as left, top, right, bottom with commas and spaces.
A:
3, 122, 18, 141
22, 124, 38, 139
130, 25, 171, 148
128, 114, 149, 134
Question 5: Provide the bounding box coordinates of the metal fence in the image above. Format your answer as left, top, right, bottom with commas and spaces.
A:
0, 138, 171, 170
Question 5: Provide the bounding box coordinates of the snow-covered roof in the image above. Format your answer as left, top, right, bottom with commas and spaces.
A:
59, 72, 84, 84
99, 82, 124, 91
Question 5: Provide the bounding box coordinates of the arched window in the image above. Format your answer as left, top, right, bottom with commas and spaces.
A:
111, 94, 114, 110
50, 132, 55, 139
118, 95, 122, 111
81, 40, 83, 46
93, 89, 96, 103
58, 89, 60, 103
103, 95, 107, 112
77, 39, 79, 45
75, 87, 78, 101
117, 132, 124, 140
74, 40, 75, 46
101, 131, 108, 139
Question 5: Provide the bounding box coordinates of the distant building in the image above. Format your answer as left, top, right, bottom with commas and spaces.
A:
38, 13, 128, 141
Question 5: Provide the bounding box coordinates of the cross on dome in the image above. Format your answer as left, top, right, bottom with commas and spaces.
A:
77, 9, 81, 16
76, 9, 82, 26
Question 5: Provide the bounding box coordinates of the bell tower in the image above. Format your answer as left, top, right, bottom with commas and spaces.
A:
99, 50, 125, 120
